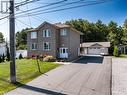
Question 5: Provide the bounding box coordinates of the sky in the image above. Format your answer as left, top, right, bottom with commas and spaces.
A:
0, 0, 127, 40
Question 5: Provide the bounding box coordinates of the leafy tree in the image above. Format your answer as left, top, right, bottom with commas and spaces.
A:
0, 32, 5, 43
113, 46, 119, 57
16, 28, 32, 50
66, 19, 108, 42
123, 19, 127, 29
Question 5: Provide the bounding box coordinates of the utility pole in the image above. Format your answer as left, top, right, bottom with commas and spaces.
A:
9, 0, 16, 83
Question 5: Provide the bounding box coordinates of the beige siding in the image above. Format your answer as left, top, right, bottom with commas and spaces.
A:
27, 23, 58, 58
69, 29, 80, 60
27, 22, 81, 61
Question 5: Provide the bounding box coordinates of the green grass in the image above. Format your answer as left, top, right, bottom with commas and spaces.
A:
113, 54, 127, 58
0, 59, 60, 95
119, 54, 127, 58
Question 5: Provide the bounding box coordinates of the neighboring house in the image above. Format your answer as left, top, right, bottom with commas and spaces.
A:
80, 42, 110, 55
0, 43, 6, 56
16, 50, 27, 58
27, 22, 83, 61
117, 45, 127, 54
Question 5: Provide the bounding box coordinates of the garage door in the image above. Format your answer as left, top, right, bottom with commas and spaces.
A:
88, 47, 101, 55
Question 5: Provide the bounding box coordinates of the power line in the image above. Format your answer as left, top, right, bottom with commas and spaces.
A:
0, 18, 8, 26
17, 0, 111, 18
15, 0, 41, 8
17, 0, 107, 16
18, 0, 86, 15
16, 0, 67, 15
26, 4, 32, 27
16, 18, 33, 28
0, 15, 10, 20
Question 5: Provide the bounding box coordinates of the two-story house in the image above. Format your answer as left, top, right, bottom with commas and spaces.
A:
27, 22, 83, 61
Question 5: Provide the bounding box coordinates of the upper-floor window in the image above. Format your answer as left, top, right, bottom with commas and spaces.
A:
43, 42, 51, 51
31, 43, 37, 50
60, 29, 67, 36
31, 32, 37, 39
43, 29, 51, 37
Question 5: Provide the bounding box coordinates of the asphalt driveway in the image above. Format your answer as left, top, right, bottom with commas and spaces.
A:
73, 56, 104, 64
5, 56, 112, 95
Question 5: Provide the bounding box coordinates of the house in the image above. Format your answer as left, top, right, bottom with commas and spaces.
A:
117, 44, 127, 54
27, 22, 83, 61
80, 42, 110, 55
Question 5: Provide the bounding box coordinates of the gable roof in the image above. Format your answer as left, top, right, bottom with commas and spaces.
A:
81, 42, 110, 48
28, 21, 83, 35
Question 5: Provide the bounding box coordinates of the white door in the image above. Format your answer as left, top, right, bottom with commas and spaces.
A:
88, 47, 101, 55
60, 48, 68, 58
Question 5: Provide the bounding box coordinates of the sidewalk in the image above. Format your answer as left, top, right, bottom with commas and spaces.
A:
112, 58, 127, 95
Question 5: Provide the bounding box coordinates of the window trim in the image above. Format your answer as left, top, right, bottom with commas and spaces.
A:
43, 42, 51, 51
31, 43, 37, 50
31, 32, 37, 39
60, 28, 67, 36
43, 29, 51, 37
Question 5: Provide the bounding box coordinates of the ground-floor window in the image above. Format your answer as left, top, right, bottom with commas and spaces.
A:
31, 43, 37, 50
43, 42, 51, 51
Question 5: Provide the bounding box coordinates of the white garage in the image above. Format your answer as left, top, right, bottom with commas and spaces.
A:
88, 47, 101, 55
80, 42, 110, 55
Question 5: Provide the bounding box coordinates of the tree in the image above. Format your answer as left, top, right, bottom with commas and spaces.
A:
0, 56, 2, 63
19, 53, 23, 59
6, 43, 10, 61
16, 28, 32, 50
66, 19, 108, 42
0, 32, 5, 43
113, 46, 119, 57
2, 54, 5, 62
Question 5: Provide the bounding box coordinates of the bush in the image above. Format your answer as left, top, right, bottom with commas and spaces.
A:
2, 54, 5, 62
113, 46, 119, 57
43, 56, 56, 62
19, 53, 23, 59
0, 56, 2, 63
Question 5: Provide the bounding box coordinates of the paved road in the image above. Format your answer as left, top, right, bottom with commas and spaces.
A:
112, 58, 127, 95
5, 56, 112, 95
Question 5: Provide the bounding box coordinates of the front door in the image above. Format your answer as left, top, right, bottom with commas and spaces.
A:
59, 48, 68, 58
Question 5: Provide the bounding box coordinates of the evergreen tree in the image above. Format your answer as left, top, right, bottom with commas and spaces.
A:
19, 53, 23, 59
6, 43, 10, 61
2, 54, 5, 62
0, 56, 2, 63
0, 32, 5, 43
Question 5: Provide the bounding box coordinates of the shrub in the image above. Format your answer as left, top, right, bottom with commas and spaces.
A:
38, 54, 44, 61
113, 46, 119, 57
19, 53, 23, 59
2, 54, 5, 62
0, 56, 2, 63
43, 56, 56, 62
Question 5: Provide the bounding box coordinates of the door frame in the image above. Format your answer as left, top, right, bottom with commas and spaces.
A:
59, 47, 68, 58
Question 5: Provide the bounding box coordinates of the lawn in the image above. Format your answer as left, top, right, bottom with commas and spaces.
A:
114, 54, 127, 58
119, 54, 127, 58
0, 59, 60, 95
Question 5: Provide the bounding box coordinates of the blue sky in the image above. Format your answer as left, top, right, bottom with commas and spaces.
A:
0, 0, 127, 40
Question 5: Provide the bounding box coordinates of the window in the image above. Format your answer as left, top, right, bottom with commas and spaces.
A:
43, 42, 51, 50
31, 43, 37, 50
31, 32, 37, 39
60, 29, 67, 36
43, 29, 51, 37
